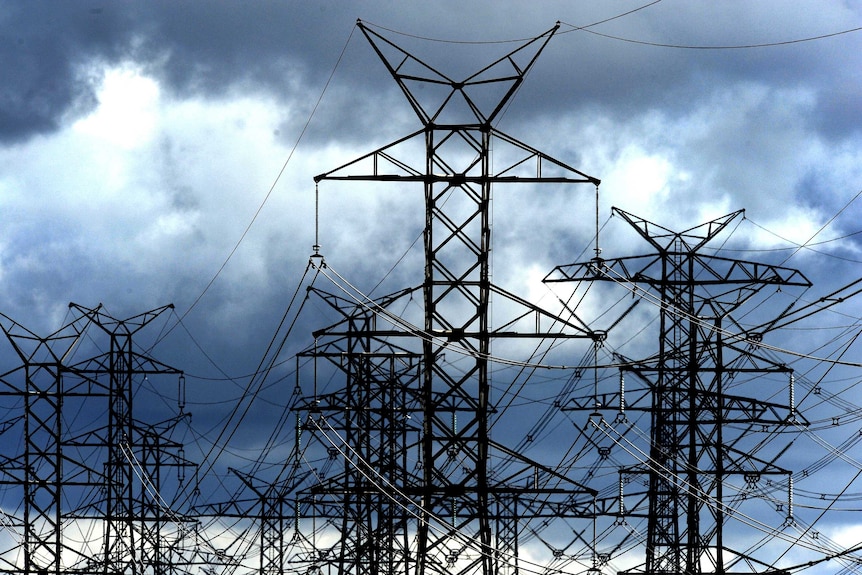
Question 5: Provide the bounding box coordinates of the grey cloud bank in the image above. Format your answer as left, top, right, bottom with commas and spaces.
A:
0, 4, 861, 569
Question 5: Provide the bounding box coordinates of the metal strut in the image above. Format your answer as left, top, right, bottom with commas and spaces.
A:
546, 208, 811, 575
307, 20, 600, 575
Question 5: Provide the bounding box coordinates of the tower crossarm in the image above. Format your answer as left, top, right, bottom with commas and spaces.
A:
0, 306, 97, 365
489, 439, 597, 497
562, 386, 804, 425
69, 302, 175, 337
315, 127, 599, 185
611, 207, 745, 253
720, 444, 792, 477
489, 282, 597, 339
545, 254, 811, 289
356, 19, 560, 126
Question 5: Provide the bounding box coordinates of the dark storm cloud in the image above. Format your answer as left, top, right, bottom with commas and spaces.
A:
0, 3, 129, 142
7, 1, 857, 149
1, 2, 862, 566
2, 0, 858, 338
0, 2, 362, 142
0, 1, 492, 149
495, 3, 862, 143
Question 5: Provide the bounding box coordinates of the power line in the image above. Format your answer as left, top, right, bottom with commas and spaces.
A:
157, 23, 358, 344
777, 189, 862, 266
318, 257, 862, 373
562, 20, 862, 49
189, 260, 318, 502
360, 1, 663, 44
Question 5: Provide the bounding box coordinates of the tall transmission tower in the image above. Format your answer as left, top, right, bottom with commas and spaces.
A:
305, 20, 602, 575
0, 304, 190, 575
67, 303, 186, 575
0, 307, 95, 575
295, 286, 425, 575
545, 207, 812, 575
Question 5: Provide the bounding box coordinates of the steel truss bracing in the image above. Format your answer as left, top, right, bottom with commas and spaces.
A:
68, 304, 186, 575
0, 308, 95, 575
309, 21, 601, 575
295, 287, 424, 575
231, 469, 306, 575
546, 207, 812, 575
0, 304, 191, 575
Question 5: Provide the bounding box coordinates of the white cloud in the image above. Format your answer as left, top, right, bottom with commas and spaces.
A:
0, 62, 314, 320
72, 65, 161, 149
1, 5, 862, 572
604, 146, 673, 218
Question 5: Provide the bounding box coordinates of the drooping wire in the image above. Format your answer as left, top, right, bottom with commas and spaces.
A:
317, 255, 862, 372
562, 20, 862, 50
177, 259, 320, 509
706, 226, 862, 254
593, 416, 830, 556
308, 414, 598, 575
777, 188, 862, 267
593, 261, 862, 368
152, 22, 358, 347
361, 1, 663, 44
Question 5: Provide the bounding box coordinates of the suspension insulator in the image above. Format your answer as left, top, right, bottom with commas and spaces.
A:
619, 370, 626, 415
789, 372, 796, 416
178, 374, 186, 413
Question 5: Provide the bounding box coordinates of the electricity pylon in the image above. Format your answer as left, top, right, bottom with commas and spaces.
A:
545, 207, 812, 575
293, 286, 424, 575
0, 304, 188, 575
66, 303, 186, 575
308, 20, 601, 575
0, 306, 97, 575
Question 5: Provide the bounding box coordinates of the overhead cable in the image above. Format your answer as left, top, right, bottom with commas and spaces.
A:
156, 23, 357, 345
360, 2, 662, 45
562, 20, 862, 50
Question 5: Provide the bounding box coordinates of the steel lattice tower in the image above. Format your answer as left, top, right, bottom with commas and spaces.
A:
0, 308, 95, 575
65, 304, 186, 575
0, 305, 189, 575
67, 304, 184, 575
545, 208, 812, 575
309, 20, 601, 575
230, 469, 306, 575
295, 286, 424, 575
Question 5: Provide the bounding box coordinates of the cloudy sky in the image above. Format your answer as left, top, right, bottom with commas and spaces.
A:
1, 0, 862, 572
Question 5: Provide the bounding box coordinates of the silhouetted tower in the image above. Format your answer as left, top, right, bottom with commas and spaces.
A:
132, 417, 195, 575
0, 307, 96, 575
546, 208, 811, 575
0, 304, 189, 574
228, 468, 307, 575
295, 286, 424, 575
312, 21, 601, 575
66, 303, 184, 575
